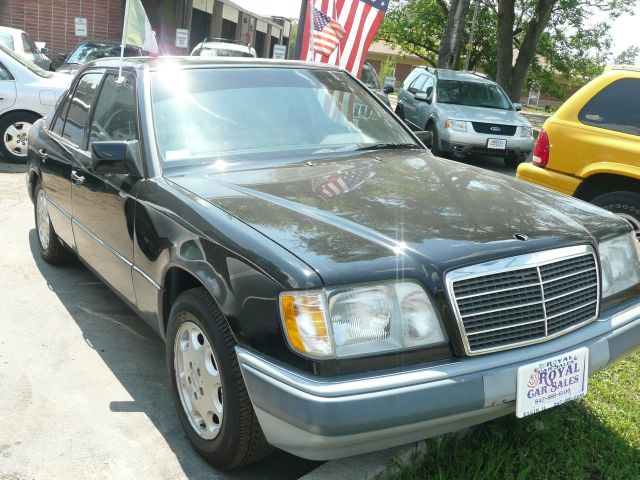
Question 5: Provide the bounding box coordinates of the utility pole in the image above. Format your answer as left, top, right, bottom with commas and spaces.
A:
463, 0, 480, 71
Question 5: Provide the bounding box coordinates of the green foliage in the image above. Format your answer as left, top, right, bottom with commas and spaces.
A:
377, 0, 639, 98
614, 46, 640, 65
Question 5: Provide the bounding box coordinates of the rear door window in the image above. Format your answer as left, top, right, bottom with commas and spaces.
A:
408, 74, 427, 94
578, 78, 640, 136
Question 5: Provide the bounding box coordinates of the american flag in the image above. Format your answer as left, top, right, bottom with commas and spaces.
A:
300, 0, 389, 77
311, 166, 376, 199
312, 8, 346, 57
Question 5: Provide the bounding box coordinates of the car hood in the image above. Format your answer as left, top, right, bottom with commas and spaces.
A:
168, 151, 624, 286
436, 103, 530, 126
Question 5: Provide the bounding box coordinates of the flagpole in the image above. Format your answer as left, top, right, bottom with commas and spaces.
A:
119, 0, 131, 81
293, 0, 308, 60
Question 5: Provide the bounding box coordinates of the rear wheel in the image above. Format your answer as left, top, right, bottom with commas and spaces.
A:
166, 288, 273, 469
591, 191, 640, 241
34, 182, 72, 265
0, 112, 39, 164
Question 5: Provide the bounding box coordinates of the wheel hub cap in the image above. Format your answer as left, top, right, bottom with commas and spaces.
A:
4, 121, 32, 157
36, 189, 50, 250
174, 320, 224, 440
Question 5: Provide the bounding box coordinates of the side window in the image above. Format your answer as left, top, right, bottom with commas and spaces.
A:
408, 74, 427, 94
88, 73, 138, 149
422, 76, 435, 95
578, 78, 640, 136
21, 33, 37, 53
62, 73, 103, 146
49, 91, 70, 132
0, 62, 13, 80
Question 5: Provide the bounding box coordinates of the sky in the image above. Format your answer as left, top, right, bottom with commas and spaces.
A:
232, 0, 639, 57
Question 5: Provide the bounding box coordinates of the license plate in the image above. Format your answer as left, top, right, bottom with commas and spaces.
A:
516, 347, 589, 418
487, 138, 507, 149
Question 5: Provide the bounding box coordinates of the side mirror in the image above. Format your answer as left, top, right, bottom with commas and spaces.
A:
40, 47, 50, 54
57, 52, 67, 61
414, 92, 432, 104
513, 103, 523, 111
383, 85, 394, 94
91, 140, 144, 177
414, 130, 433, 148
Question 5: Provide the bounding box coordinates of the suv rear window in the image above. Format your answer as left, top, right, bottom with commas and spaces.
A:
578, 78, 640, 136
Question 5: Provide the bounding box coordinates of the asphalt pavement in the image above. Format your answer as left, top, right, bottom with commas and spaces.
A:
0, 155, 515, 479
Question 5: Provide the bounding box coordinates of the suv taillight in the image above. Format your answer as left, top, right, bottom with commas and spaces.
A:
532, 128, 550, 167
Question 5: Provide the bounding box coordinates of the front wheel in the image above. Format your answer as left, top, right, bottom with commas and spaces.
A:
166, 288, 273, 469
428, 123, 442, 157
0, 112, 39, 164
591, 191, 640, 241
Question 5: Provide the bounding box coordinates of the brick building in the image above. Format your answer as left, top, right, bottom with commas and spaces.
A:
0, 0, 291, 60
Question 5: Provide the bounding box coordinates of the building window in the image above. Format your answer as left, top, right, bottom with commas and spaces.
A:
221, 19, 237, 40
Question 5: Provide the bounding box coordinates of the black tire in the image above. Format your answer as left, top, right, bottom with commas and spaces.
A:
166, 288, 273, 469
428, 123, 442, 157
34, 182, 73, 265
591, 191, 640, 239
0, 111, 39, 164
503, 156, 524, 168
395, 104, 405, 120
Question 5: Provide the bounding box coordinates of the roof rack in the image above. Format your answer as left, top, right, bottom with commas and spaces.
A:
607, 64, 640, 73
462, 70, 488, 79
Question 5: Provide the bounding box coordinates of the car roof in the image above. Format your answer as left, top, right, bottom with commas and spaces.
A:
0, 26, 24, 35
412, 66, 494, 84
84, 56, 344, 72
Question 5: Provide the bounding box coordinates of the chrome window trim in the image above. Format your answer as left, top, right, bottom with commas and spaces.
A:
445, 245, 600, 356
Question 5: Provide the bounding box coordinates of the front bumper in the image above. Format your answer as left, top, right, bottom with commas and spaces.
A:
440, 129, 533, 159
237, 300, 640, 460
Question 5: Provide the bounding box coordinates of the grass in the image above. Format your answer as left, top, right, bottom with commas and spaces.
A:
382, 352, 640, 480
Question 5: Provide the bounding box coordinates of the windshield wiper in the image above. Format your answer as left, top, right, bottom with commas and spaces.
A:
355, 143, 421, 151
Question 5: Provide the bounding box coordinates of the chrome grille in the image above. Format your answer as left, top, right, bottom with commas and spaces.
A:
446, 246, 599, 355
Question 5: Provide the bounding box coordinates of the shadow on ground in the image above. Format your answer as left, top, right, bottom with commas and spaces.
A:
0, 162, 27, 174
28, 228, 321, 480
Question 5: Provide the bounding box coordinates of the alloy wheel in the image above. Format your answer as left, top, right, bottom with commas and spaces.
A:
174, 320, 224, 440
36, 188, 50, 250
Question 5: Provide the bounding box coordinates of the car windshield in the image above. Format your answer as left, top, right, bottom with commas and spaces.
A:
360, 66, 380, 90
151, 66, 417, 165
0, 33, 14, 50
437, 79, 512, 110
197, 47, 254, 58
66, 43, 140, 64
0, 44, 52, 77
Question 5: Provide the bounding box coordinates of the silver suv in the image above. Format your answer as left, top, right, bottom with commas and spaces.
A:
397, 68, 534, 167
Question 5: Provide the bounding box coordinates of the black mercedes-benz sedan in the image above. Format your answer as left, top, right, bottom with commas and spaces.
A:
26, 57, 640, 469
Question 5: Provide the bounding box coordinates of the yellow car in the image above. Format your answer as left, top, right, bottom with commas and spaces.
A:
517, 65, 640, 239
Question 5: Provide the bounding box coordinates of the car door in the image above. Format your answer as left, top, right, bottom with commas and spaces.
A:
0, 61, 16, 114
415, 76, 435, 130
403, 73, 428, 128
39, 72, 104, 245
71, 71, 140, 306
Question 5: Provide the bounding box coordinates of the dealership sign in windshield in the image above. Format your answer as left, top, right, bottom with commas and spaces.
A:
516, 348, 589, 418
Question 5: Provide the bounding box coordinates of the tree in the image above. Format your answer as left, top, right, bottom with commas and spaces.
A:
438, 0, 472, 68
614, 46, 640, 65
377, 0, 638, 100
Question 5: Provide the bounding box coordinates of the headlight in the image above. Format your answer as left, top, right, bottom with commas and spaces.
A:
520, 126, 533, 137
279, 281, 447, 359
444, 119, 467, 132
599, 232, 640, 298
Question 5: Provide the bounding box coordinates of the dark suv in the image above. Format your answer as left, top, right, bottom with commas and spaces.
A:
397, 67, 534, 166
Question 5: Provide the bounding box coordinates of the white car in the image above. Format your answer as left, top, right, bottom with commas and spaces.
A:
0, 26, 51, 70
191, 38, 257, 58
0, 45, 70, 163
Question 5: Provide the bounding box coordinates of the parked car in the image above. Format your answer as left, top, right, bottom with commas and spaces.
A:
0, 45, 70, 163
360, 62, 394, 106
396, 67, 534, 166
517, 65, 640, 240
56, 40, 144, 75
190, 38, 257, 58
27, 57, 640, 469
0, 26, 51, 70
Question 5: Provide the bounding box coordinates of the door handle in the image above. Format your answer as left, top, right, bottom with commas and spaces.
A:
38, 148, 48, 163
71, 170, 85, 186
